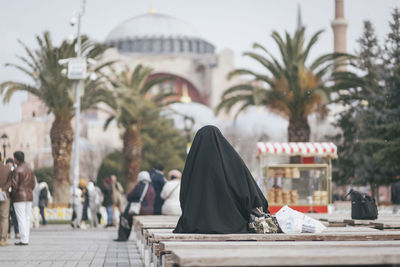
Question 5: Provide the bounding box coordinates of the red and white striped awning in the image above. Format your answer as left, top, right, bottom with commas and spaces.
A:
257, 142, 337, 158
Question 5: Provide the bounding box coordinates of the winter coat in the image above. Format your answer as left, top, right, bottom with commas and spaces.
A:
0, 164, 11, 199
102, 185, 113, 206
71, 187, 83, 206
392, 180, 400, 204
150, 169, 166, 215
87, 182, 102, 210
160, 180, 181, 215
11, 163, 36, 203
112, 181, 123, 205
127, 182, 155, 215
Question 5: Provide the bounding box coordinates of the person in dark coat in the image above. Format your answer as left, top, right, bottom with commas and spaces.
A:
174, 125, 269, 234
114, 171, 155, 241
102, 178, 113, 227
6, 158, 19, 240
150, 165, 166, 215
11, 151, 36, 245
391, 173, 400, 214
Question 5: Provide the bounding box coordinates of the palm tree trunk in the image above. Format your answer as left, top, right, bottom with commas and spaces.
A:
50, 116, 73, 203
123, 125, 142, 193
288, 117, 311, 142
288, 117, 311, 163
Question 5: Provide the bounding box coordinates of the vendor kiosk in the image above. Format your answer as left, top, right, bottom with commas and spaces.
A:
257, 142, 337, 214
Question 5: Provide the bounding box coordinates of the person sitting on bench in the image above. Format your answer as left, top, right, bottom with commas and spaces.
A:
174, 125, 269, 234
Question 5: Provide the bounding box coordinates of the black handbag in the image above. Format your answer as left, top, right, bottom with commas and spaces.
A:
346, 189, 378, 220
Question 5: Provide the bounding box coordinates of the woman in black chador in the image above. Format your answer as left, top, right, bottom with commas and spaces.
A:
174, 125, 269, 234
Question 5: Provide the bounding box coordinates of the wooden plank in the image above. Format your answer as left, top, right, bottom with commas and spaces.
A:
371, 221, 400, 230
170, 245, 400, 266
161, 240, 400, 253
158, 240, 400, 260
144, 228, 173, 239
160, 240, 400, 267
149, 230, 400, 247
139, 222, 177, 229
133, 215, 179, 228
320, 227, 379, 232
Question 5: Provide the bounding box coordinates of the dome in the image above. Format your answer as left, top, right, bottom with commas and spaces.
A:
105, 13, 215, 55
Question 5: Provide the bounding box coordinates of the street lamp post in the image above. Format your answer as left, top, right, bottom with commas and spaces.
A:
183, 116, 194, 154
59, 0, 87, 208
1, 133, 9, 162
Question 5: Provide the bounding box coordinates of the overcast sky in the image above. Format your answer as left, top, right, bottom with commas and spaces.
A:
0, 0, 398, 123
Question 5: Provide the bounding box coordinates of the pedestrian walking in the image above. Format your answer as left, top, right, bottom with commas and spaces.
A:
160, 169, 182, 215
11, 151, 36, 245
150, 164, 166, 215
38, 182, 52, 225
71, 185, 83, 229
114, 171, 155, 242
79, 179, 89, 229
102, 178, 113, 227
391, 173, 400, 214
31, 178, 40, 228
5, 158, 19, 239
0, 162, 11, 246
87, 181, 101, 227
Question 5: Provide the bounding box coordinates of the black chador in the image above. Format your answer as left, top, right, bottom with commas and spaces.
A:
174, 125, 269, 234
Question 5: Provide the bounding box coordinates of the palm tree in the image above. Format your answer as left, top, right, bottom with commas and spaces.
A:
216, 27, 350, 142
104, 65, 173, 192
0, 32, 112, 203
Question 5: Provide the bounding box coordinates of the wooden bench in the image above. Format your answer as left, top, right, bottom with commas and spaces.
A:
148, 229, 400, 267
131, 216, 179, 262
169, 241, 400, 266
131, 214, 400, 267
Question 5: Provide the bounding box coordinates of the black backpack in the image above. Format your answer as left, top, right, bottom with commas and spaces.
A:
346, 189, 378, 220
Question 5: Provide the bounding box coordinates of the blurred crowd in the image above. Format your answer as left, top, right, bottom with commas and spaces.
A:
70, 164, 182, 230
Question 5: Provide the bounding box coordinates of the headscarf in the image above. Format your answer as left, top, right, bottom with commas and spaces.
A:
79, 179, 87, 189
138, 171, 151, 183
174, 125, 269, 234
168, 169, 182, 180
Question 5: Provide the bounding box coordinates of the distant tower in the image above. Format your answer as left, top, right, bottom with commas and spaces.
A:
331, 0, 348, 71
297, 1, 303, 29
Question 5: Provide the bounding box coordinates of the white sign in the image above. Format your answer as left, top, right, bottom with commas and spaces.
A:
68, 58, 87, 80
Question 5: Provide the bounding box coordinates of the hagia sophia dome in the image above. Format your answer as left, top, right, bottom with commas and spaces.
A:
105, 13, 215, 55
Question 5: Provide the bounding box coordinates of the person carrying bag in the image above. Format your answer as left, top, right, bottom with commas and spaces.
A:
115, 171, 155, 242
127, 183, 149, 216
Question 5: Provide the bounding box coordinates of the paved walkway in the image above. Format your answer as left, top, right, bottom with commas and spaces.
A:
0, 225, 143, 267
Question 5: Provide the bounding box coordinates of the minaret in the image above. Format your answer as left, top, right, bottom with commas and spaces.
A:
331, 0, 348, 71
297, 1, 303, 30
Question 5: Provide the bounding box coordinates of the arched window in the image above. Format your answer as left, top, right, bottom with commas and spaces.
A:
188, 40, 193, 52
174, 39, 180, 53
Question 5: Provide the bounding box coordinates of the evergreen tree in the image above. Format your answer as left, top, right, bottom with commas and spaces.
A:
332, 20, 385, 196
363, 8, 400, 174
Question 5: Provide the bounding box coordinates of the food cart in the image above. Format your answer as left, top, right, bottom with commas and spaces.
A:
257, 142, 337, 214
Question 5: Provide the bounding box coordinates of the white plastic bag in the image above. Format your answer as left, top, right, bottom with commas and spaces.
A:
275, 205, 326, 234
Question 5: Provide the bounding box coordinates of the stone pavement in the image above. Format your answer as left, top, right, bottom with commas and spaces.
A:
0, 224, 143, 267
